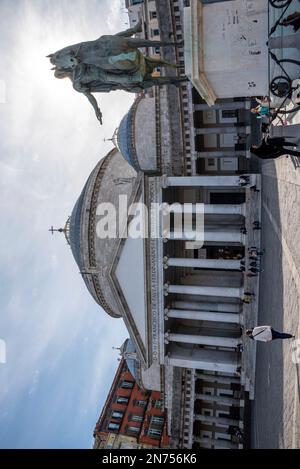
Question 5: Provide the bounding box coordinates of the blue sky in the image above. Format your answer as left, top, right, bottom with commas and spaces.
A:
0, 0, 134, 448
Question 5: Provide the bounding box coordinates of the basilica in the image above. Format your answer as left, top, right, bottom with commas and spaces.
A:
60, 0, 267, 450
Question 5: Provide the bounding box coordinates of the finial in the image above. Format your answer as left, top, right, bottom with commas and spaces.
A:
49, 226, 65, 235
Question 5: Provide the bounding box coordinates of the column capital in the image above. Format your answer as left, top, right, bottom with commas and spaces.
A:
160, 174, 169, 189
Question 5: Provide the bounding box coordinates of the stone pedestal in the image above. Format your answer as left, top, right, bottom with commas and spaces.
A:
184, 0, 269, 105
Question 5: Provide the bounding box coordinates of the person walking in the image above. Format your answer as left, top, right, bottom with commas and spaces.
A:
246, 272, 258, 278
245, 326, 295, 342
242, 296, 253, 304
251, 137, 300, 159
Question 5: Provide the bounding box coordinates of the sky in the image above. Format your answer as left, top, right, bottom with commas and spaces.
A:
0, 0, 135, 449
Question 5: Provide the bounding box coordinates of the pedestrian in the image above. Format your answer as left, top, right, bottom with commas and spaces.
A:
251, 104, 275, 119
237, 344, 244, 352
239, 175, 250, 182
248, 247, 265, 257
249, 261, 261, 268
242, 296, 252, 304
245, 326, 295, 342
251, 137, 300, 159
253, 221, 261, 230
244, 291, 255, 297
251, 266, 263, 272
248, 267, 263, 273
250, 184, 260, 193
246, 272, 258, 278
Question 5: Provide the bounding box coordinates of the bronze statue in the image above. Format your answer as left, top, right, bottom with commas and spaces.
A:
48, 21, 186, 124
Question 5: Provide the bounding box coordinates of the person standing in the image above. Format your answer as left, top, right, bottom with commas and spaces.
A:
245, 326, 295, 342
251, 137, 300, 159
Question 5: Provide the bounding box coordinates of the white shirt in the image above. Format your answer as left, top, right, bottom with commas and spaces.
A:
252, 326, 273, 342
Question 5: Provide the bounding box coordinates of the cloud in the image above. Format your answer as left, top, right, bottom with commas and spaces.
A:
0, 0, 132, 448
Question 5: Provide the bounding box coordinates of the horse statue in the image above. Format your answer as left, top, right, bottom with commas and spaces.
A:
48, 21, 186, 124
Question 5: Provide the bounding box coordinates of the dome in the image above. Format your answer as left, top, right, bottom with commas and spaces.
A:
120, 338, 161, 391
117, 109, 140, 172
66, 148, 137, 318
116, 95, 158, 173
68, 180, 89, 269
121, 338, 143, 388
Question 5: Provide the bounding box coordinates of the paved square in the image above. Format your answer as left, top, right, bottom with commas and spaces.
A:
251, 154, 300, 448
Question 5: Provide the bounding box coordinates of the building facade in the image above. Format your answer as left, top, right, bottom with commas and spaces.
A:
93, 347, 169, 449
60, 0, 267, 450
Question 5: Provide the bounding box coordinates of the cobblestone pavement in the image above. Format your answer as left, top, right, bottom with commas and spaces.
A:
251, 154, 300, 449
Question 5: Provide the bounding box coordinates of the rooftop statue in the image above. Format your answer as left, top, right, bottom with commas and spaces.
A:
48, 21, 186, 124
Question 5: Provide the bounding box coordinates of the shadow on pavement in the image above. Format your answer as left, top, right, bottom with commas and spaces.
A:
250, 158, 285, 448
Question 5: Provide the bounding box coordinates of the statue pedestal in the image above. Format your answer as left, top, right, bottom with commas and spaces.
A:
184, 0, 269, 106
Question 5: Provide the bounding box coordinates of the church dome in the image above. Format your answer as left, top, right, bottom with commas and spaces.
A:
68, 180, 90, 269
121, 338, 143, 387
120, 338, 161, 391
116, 95, 158, 173
67, 148, 137, 318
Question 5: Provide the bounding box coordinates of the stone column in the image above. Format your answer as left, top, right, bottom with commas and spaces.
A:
195, 373, 240, 385
197, 150, 246, 158
195, 393, 240, 406
194, 101, 249, 111
165, 333, 240, 348
165, 257, 241, 270
162, 175, 245, 187
165, 284, 243, 299
194, 414, 241, 428
193, 437, 238, 450
164, 230, 245, 244
195, 126, 251, 135
165, 347, 239, 374
165, 308, 242, 324
165, 203, 246, 216
173, 301, 240, 313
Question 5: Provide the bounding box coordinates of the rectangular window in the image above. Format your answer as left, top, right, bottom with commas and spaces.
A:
111, 411, 123, 419
151, 29, 160, 36
135, 400, 146, 407
116, 397, 129, 404
153, 400, 162, 409
108, 422, 120, 431
131, 415, 143, 422
148, 427, 162, 438
150, 11, 157, 19
222, 110, 238, 119
121, 380, 134, 389
151, 416, 164, 425
127, 426, 140, 434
